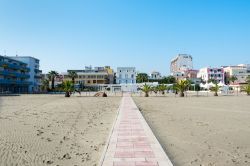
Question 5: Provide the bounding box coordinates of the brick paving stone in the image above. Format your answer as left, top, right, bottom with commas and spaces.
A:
100, 95, 173, 166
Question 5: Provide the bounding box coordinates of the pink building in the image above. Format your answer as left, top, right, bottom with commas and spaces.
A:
197, 67, 225, 84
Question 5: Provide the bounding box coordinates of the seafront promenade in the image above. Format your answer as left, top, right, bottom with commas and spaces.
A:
100, 94, 173, 166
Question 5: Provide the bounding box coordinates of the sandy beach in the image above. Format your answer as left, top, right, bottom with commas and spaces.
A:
0, 95, 121, 166
134, 96, 250, 166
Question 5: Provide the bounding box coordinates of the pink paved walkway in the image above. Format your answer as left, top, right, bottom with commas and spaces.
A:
100, 94, 173, 166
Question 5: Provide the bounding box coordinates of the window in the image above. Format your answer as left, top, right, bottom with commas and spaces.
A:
93, 80, 96, 83
131, 74, 134, 78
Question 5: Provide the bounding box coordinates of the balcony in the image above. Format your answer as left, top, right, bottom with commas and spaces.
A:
0, 79, 31, 85
34, 74, 42, 79
0, 61, 30, 71
34, 69, 42, 73
0, 70, 30, 78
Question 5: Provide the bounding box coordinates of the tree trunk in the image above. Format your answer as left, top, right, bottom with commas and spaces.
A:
65, 91, 70, 97
145, 92, 149, 97
214, 92, 218, 96
52, 77, 55, 90
179, 91, 185, 97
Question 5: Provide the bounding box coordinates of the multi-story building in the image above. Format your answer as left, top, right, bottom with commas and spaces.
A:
170, 54, 193, 74
0, 55, 30, 93
63, 66, 114, 86
149, 71, 162, 80
185, 69, 201, 84
116, 67, 136, 84
10, 56, 42, 92
223, 64, 250, 84
197, 67, 225, 84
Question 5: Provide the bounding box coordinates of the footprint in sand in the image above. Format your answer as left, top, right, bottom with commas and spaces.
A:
37, 130, 44, 136
47, 138, 52, 142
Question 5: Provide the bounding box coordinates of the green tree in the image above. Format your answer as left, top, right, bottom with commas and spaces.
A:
160, 76, 176, 84
136, 73, 149, 83
174, 80, 190, 97
41, 79, 49, 92
62, 80, 74, 97
241, 84, 250, 96
210, 83, 220, 96
48, 71, 59, 90
208, 79, 217, 84
140, 84, 152, 97
68, 71, 78, 85
157, 84, 168, 95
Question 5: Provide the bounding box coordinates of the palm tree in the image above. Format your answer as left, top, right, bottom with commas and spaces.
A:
157, 84, 168, 95
241, 84, 250, 96
41, 79, 49, 92
62, 80, 74, 97
210, 83, 220, 96
152, 86, 158, 94
48, 71, 59, 90
141, 84, 152, 97
174, 80, 190, 97
68, 71, 78, 85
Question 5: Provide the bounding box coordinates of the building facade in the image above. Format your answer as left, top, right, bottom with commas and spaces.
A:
0, 55, 30, 93
63, 66, 114, 86
170, 54, 193, 74
10, 56, 42, 92
116, 67, 136, 84
185, 69, 201, 84
197, 67, 225, 84
149, 71, 162, 80
223, 64, 250, 84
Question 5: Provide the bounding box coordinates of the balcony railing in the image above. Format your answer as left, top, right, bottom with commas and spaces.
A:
0, 79, 31, 85
0, 70, 30, 78
34, 74, 42, 78
0, 61, 30, 71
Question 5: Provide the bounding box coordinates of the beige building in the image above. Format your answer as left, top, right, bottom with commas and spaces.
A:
223, 64, 250, 84
170, 54, 193, 74
63, 66, 114, 86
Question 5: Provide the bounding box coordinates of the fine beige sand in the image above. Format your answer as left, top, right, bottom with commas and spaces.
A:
134, 96, 250, 166
0, 95, 121, 166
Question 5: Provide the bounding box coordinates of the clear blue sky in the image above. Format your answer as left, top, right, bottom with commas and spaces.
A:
0, 0, 249, 75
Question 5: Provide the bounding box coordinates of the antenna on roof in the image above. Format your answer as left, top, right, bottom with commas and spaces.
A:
16, 51, 18, 57
4, 50, 6, 56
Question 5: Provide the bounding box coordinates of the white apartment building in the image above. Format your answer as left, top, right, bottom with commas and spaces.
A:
149, 71, 162, 80
170, 54, 193, 74
197, 67, 225, 84
223, 64, 250, 84
10, 56, 42, 92
116, 67, 136, 84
